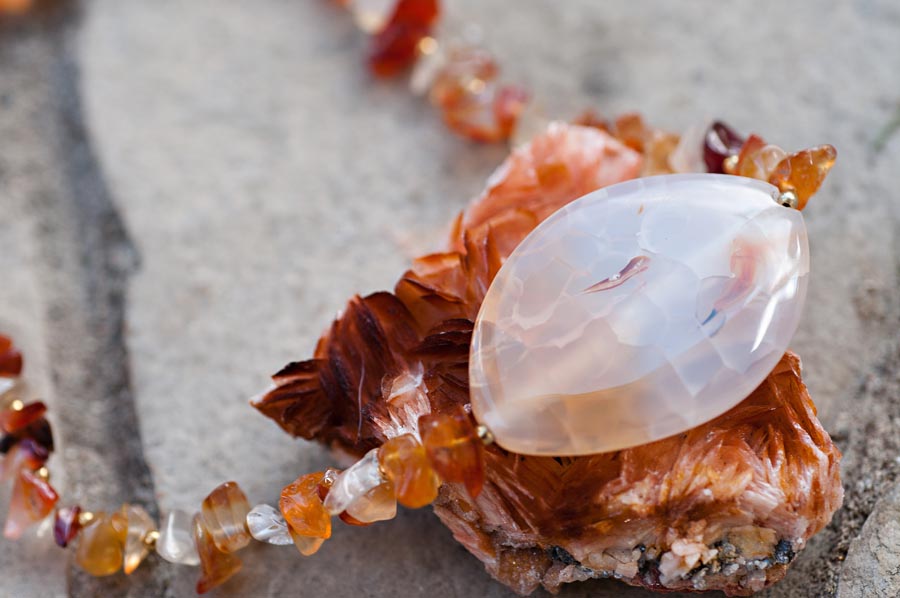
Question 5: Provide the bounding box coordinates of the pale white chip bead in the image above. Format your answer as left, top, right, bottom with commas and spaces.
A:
246, 504, 293, 546
669, 120, 710, 173
347, 0, 396, 33
470, 174, 808, 456
323, 448, 384, 516
156, 509, 200, 566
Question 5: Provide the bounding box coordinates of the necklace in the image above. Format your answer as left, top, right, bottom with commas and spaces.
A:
1, 0, 843, 596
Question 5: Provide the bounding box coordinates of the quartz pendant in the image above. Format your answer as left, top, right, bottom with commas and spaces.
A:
156, 509, 200, 566
469, 174, 809, 456
246, 504, 292, 546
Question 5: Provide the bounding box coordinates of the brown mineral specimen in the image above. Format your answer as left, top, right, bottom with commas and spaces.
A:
254, 123, 842, 596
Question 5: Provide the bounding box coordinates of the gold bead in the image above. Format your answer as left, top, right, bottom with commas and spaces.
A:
778, 189, 800, 210
78, 511, 96, 527
476, 424, 495, 446
35, 466, 50, 481
9, 399, 24, 411
142, 529, 160, 549
723, 154, 739, 174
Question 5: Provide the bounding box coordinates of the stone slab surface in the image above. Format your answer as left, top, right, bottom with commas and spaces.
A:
1, 0, 899, 596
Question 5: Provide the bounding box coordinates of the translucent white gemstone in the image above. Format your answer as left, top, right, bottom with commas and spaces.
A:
469, 174, 809, 456
156, 509, 200, 566
246, 504, 292, 546
323, 448, 384, 516
347, 0, 396, 33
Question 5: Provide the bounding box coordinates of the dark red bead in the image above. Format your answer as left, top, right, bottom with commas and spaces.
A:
368, 0, 440, 77
704, 121, 745, 173
0, 334, 23, 378
0, 401, 47, 434
53, 505, 82, 548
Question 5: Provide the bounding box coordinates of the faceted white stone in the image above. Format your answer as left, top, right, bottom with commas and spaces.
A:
156, 509, 200, 566
246, 504, 292, 546
469, 174, 809, 456
322, 448, 384, 516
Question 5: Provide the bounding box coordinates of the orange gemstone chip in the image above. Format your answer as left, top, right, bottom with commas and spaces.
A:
419, 407, 485, 497
194, 515, 243, 594
378, 433, 441, 508
3, 468, 59, 539
768, 144, 837, 210
280, 472, 332, 542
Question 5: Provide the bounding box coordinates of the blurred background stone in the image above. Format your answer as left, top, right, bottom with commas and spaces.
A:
1, 0, 899, 596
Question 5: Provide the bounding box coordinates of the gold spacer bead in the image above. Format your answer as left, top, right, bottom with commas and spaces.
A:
778, 189, 800, 210
142, 529, 160, 549
475, 424, 494, 446
78, 511, 96, 527
35, 466, 50, 481
723, 154, 739, 174
9, 399, 24, 411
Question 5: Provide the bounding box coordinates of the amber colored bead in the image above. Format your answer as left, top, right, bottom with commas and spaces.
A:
368, 0, 440, 77
642, 132, 681, 176
419, 407, 485, 497
704, 121, 745, 173
0, 401, 47, 434
614, 112, 649, 152
0, 334, 23, 378
735, 138, 786, 182
194, 514, 242, 594
768, 144, 837, 210
430, 48, 498, 109
3, 468, 59, 539
378, 434, 440, 508
288, 529, 325, 556
75, 511, 127, 577
315, 471, 374, 528
200, 481, 252, 553
573, 109, 611, 132
280, 472, 331, 540
54, 505, 82, 548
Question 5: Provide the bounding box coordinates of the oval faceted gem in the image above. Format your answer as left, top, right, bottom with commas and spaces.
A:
200, 481, 252, 553
75, 511, 128, 577
470, 174, 809, 456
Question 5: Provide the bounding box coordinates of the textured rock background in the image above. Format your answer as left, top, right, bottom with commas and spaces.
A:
1, 0, 899, 596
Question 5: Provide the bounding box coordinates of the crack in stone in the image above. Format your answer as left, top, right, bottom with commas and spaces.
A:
1, 2, 170, 596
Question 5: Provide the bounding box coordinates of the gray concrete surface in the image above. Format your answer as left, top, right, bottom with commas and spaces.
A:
1, 0, 899, 596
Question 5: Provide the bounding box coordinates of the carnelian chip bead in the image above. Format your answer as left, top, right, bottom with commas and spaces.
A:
0, 401, 47, 434
200, 481, 252, 553
315, 468, 373, 527
419, 407, 485, 498
193, 514, 242, 594
378, 433, 440, 508
704, 121, 745, 173
53, 505, 82, 548
3, 468, 59, 539
75, 511, 128, 577
614, 112, 650, 152
732, 135, 787, 182
280, 471, 332, 552
768, 144, 838, 210
0, 333, 23, 378
642, 131, 681, 176
0, 438, 48, 482
122, 504, 156, 574
367, 0, 440, 77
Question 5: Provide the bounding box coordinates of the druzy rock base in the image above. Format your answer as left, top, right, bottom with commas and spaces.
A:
254, 123, 843, 595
